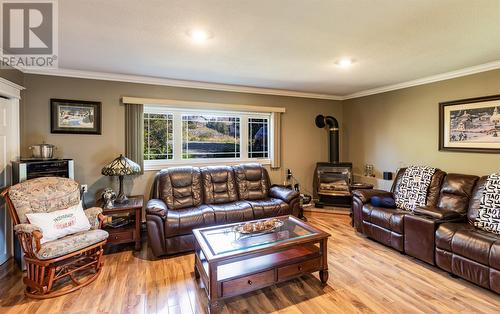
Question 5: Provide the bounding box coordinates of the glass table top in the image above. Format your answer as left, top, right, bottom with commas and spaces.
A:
199, 216, 318, 257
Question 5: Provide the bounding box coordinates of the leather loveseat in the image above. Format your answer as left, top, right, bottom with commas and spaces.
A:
352, 167, 446, 252
352, 169, 499, 294
146, 163, 300, 256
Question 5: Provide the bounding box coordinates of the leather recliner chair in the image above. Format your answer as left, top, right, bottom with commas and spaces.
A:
435, 176, 500, 294
146, 163, 300, 257
352, 167, 446, 251
404, 173, 479, 264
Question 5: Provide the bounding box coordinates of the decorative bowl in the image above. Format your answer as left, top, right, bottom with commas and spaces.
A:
233, 218, 284, 235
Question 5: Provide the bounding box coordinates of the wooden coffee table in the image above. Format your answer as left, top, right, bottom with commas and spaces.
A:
193, 215, 330, 313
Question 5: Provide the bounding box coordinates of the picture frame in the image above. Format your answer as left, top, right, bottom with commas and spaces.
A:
439, 94, 500, 153
50, 99, 102, 135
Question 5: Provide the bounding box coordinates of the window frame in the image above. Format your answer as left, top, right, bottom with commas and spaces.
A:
144, 105, 272, 170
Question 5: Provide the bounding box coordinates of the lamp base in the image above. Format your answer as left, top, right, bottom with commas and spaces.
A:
114, 175, 128, 204
115, 192, 128, 204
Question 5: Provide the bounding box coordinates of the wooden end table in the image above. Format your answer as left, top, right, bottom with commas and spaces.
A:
98, 195, 144, 251
193, 215, 330, 313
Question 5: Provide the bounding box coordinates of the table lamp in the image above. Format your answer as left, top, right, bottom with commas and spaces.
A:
101, 154, 141, 203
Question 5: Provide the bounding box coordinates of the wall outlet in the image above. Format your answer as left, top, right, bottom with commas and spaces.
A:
81, 184, 88, 193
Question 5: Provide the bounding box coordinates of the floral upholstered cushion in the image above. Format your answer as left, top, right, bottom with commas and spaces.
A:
8, 177, 80, 224
35, 229, 109, 260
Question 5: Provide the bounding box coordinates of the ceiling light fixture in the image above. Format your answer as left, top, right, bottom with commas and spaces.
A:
336, 58, 354, 68
187, 29, 212, 44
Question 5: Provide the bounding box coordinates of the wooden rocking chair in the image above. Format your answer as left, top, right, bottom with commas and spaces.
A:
1, 177, 109, 299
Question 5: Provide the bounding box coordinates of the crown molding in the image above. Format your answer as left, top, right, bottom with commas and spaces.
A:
23, 68, 343, 100
23, 59, 500, 101
340, 59, 500, 100
0, 77, 25, 99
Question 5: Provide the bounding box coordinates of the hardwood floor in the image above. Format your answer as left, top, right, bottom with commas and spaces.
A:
1, 212, 499, 313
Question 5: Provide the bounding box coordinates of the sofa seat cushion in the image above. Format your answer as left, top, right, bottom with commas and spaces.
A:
436, 222, 500, 268
207, 201, 254, 224
245, 198, 289, 219
362, 204, 406, 234
36, 229, 108, 260
164, 205, 215, 237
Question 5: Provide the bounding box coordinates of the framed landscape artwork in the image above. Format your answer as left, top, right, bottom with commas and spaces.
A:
439, 94, 500, 153
51, 99, 102, 134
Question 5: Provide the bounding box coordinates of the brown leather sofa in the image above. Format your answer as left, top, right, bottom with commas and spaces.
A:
352, 170, 500, 294
352, 167, 446, 251
146, 163, 300, 256
435, 176, 500, 294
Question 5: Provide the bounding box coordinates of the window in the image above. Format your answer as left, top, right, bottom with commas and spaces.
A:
248, 117, 269, 158
182, 115, 240, 159
143, 106, 271, 168
144, 113, 173, 160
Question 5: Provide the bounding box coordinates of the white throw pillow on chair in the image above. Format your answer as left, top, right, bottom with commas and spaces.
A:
26, 202, 91, 244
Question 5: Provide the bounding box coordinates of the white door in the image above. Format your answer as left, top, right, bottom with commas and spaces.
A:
0, 96, 18, 265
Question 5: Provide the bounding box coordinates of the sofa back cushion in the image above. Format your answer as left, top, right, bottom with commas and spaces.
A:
467, 176, 488, 224
391, 167, 446, 207
156, 166, 203, 210
201, 166, 238, 204
437, 173, 479, 213
233, 163, 270, 200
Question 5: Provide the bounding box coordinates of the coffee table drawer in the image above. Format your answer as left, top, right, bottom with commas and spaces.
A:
222, 269, 275, 297
277, 257, 321, 280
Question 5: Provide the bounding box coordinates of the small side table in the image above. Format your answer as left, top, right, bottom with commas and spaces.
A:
98, 195, 144, 251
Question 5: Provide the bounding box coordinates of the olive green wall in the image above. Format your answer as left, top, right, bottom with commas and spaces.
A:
21, 74, 342, 203
20, 67, 500, 204
342, 68, 500, 178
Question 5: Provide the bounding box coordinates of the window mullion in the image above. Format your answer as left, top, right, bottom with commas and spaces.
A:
240, 115, 249, 160
173, 112, 182, 161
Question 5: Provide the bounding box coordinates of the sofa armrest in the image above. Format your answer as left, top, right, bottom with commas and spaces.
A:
413, 206, 464, 220
352, 189, 393, 204
146, 199, 168, 219
84, 207, 105, 229
269, 186, 299, 203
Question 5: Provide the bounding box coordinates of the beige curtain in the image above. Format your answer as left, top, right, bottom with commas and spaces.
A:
271, 112, 281, 169
125, 103, 144, 174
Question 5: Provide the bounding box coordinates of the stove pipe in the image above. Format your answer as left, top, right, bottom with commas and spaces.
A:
315, 115, 339, 163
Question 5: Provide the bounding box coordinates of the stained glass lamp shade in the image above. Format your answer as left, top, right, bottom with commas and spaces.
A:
101, 154, 141, 203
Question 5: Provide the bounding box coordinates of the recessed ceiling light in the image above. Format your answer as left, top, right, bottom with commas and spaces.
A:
336, 58, 354, 68
187, 29, 213, 44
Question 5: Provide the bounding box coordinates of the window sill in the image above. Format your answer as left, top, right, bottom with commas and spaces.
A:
144, 158, 271, 171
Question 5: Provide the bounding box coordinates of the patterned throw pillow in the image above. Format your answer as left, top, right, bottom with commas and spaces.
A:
395, 166, 436, 211
26, 202, 91, 243
475, 173, 500, 234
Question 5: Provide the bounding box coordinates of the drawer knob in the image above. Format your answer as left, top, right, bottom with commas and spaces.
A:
114, 236, 119, 239
298, 266, 303, 271
247, 280, 252, 285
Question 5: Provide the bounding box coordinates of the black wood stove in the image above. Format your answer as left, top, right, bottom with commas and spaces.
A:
313, 115, 353, 208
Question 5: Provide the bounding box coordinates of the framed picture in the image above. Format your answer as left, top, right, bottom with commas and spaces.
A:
439, 94, 500, 153
51, 99, 102, 135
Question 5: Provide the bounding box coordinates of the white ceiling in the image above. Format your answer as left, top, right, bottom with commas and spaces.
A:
56, 0, 500, 97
